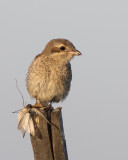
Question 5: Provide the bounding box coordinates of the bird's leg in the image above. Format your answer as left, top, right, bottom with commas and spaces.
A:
32, 99, 53, 111
35, 99, 42, 106
31, 99, 42, 108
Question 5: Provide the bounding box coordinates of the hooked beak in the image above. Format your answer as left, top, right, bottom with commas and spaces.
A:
74, 50, 82, 56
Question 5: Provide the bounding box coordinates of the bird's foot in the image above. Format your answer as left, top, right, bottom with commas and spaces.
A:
31, 99, 53, 111
40, 104, 53, 111
30, 99, 42, 109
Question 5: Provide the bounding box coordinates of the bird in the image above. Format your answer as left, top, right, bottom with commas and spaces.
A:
26, 38, 81, 107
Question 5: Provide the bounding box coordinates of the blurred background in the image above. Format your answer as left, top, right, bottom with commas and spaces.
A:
0, 0, 128, 159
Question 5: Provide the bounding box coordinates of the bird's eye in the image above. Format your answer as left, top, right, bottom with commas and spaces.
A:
60, 46, 65, 50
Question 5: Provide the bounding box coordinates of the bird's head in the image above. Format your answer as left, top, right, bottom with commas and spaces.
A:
42, 39, 81, 64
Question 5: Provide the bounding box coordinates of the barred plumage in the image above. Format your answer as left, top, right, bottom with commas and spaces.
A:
26, 39, 81, 106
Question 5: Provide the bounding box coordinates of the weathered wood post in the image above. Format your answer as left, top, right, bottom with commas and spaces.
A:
30, 107, 68, 160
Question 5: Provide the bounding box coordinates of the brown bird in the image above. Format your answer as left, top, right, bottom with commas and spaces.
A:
26, 39, 81, 107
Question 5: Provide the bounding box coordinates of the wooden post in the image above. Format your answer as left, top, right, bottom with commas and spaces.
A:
30, 107, 68, 160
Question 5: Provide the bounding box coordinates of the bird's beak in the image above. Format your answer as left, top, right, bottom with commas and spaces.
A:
74, 50, 82, 56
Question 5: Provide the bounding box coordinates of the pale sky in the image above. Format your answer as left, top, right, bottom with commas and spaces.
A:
0, 0, 128, 160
